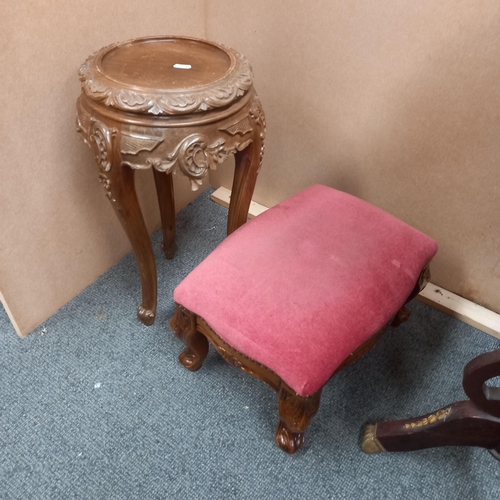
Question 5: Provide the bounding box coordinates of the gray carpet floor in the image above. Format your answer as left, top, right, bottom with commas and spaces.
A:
2, 189, 500, 499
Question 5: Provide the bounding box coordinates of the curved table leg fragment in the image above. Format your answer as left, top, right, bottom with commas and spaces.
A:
362, 348, 500, 460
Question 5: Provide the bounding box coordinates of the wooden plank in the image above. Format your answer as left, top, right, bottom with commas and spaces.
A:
211, 186, 268, 219
211, 186, 500, 340
417, 286, 500, 340
0, 291, 23, 337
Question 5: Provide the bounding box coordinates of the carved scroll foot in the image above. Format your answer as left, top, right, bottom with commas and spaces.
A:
275, 421, 305, 454
171, 305, 209, 372
137, 306, 155, 326
391, 305, 411, 327
275, 385, 321, 454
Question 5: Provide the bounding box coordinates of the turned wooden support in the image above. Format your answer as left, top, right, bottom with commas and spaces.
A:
362, 348, 500, 460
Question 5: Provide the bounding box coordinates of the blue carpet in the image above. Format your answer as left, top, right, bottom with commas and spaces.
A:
1, 189, 500, 499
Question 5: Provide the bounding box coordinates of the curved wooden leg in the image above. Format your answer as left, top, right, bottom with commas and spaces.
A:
362, 348, 500, 460
170, 305, 208, 372
103, 164, 157, 326
275, 385, 322, 454
88, 119, 157, 326
227, 101, 265, 235
362, 401, 500, 457
391, 304, 411, 327
153, 169, 177, 259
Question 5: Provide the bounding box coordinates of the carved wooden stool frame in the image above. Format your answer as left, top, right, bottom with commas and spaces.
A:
171, 266, 430, 454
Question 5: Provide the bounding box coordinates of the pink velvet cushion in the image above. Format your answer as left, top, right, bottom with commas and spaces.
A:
174, 185, 437, 396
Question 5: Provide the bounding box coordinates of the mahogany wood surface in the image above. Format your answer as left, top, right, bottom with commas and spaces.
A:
171, 266, 431, 453
76, 36, 265, 325
362, 347, 500, 460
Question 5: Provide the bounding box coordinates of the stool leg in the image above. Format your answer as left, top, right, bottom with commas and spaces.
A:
275, 385, 322, 454
153, 169, 177, 259
171, 305, 208, 372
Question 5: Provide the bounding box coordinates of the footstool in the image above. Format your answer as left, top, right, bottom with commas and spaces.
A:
170, 185, 438, 453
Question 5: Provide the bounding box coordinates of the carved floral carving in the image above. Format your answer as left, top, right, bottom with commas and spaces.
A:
249, 96, 266, 170
89, 119, 117, 172
79, 39, 253, 116
122, 132, 252, 190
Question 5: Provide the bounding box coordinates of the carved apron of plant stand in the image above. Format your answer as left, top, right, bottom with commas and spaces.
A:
76, 36, 265, 325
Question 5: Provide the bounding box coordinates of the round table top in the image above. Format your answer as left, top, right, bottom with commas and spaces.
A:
79, 36, 253, 116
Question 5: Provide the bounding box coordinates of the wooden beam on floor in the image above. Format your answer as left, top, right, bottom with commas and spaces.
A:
211, 186, 500, 340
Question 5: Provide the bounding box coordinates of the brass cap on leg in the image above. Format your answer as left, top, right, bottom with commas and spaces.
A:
361, 424, 386, 454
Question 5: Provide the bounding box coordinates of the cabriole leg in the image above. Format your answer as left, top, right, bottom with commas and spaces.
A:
171, 305, 209, 372
275, 385, 322, 454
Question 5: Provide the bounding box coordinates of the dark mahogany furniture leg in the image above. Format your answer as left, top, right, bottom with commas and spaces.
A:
362, 348, 500, 460
171, 267, 430, 454
153, 169, 177, 260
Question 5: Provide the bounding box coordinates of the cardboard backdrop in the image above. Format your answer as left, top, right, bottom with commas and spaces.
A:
2, 0, 500, 336
0, 1, 206, 335
207, 0, 500, 314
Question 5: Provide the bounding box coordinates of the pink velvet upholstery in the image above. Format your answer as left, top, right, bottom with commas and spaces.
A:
174, 185, 438, 396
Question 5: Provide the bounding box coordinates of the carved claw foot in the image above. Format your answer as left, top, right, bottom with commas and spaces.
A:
137, 305, 155, 326
179, 347, 205, 372
162, 241, 177, 260
275, 421, 304, 454
391, 305, 411, 327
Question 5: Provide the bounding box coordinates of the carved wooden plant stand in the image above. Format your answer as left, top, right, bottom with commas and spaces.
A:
171, 266, 430, 454
362, 348, 500, 460
76, 36, 265, 326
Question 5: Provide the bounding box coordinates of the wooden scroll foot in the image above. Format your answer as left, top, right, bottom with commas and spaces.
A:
275, 385, 321, 454
137, 306, 155, 326
171, 305, 208, 372
391, 305, 411, 328
362, 348, 500, 460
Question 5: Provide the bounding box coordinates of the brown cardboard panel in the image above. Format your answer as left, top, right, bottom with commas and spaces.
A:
0, 1, 206, 336
207, 0, 500, 313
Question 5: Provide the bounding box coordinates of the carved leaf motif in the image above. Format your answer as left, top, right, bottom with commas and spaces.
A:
121, 133, 164, 155
79, 39, 253, 115
119, 90, 147, 106
220, 116, 253, 136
